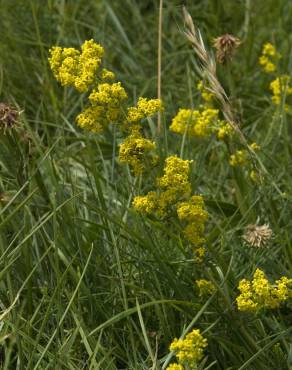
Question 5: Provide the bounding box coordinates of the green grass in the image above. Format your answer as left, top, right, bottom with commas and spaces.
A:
0, 0, 292, 369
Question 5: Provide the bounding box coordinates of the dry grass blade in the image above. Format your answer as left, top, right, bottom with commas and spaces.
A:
182, 6, 246, 143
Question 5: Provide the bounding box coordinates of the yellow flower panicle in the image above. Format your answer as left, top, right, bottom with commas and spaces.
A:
169, 329, 207, 367
49, 39, 104, 92
196, 279, 216, 296
119, 133, 157, 175
236, 268, 292, 312
259, 42, 279, 73
170, 108, 232, 139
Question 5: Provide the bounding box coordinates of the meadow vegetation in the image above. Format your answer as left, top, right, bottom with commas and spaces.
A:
0, 0, 292, 369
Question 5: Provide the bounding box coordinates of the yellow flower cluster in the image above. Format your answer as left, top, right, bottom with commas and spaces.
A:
229, 142, 260, 167
270, 75, 292, 110
76, 82, 127, 132
170, 108, 232, 140
236, 269, 292, 312
49, 39, 104, 92
118, 97, 163, 174
49, 40, 163, 173
197, 80, 214, 103
229, 149, 247, 167
133, 157, 208, 259
49, 40, 129, 133
132, 191, 157, 214
169, 329, 208, 368
76, 106, 107, 133
133, 156, 192, 216
166, 364, 184, 370
196, 279, 216, 296
126, 97, 163, 124
259, 43, 279, 73
157, 156, 192, 196
119, 133, 157, 175
177, 196, 208, 259
89, 82, 127, 106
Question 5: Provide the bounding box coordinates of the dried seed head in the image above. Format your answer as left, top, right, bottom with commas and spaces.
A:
213, 34, 241, 64
242, 223, 273, 248
0, 102, 19, 131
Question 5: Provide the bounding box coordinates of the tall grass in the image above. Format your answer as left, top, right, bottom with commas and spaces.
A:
0, 0, 291, 369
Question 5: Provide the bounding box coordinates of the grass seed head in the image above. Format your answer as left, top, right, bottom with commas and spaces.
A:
0, 102, 19, 131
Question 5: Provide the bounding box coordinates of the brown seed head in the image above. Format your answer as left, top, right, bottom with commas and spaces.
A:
213, 34, 241, 64
0, 102, 19, 131
242, 223, 273, 248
